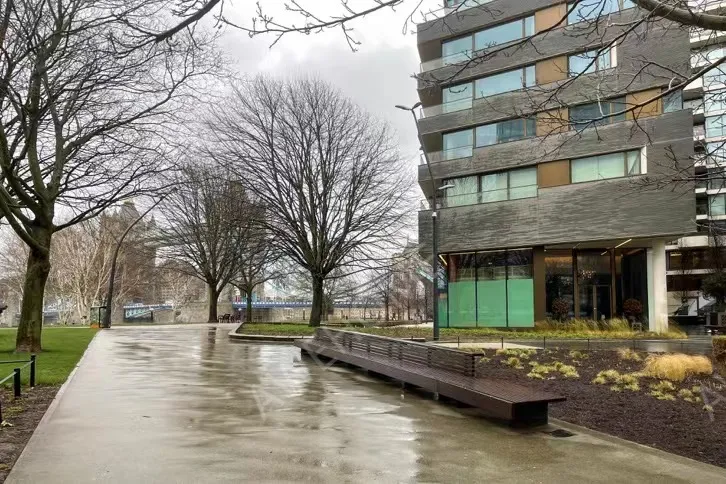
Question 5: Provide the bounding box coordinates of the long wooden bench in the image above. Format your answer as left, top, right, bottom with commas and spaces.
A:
295, 329, 565, 426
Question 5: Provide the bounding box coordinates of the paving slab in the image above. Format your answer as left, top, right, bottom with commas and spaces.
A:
7, 324, 726, 483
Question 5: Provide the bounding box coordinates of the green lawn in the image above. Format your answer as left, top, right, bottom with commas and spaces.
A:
237, 323, 687, 340
0, 328, 97, 385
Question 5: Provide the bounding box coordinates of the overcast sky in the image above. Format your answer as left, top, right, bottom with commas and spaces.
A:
218, 0, 441, 167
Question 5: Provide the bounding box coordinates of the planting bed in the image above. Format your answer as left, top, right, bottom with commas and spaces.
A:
0, 387, 58, 483
478, 348, 726, 468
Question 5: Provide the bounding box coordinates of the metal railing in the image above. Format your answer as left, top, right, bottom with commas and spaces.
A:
0, 355, 37, 423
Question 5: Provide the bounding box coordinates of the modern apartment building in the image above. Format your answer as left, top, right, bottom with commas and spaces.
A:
415, 0, 697, 332
666, 0, 726, 317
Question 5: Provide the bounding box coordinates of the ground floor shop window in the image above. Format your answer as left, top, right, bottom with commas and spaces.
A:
442, 249, 534, 327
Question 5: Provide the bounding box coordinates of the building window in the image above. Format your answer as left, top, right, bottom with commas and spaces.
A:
443, 83, 473, 113
443, 175, 478, 207
444, 167, 538, 207
475, 65, 536, 98
706, 115, 726, 139
481, 167, 538, 203
442, 35, 474, 65
570, 97, 626, 127
568, 46, 614, 76
474, 16, 535, 51
663, 90, 683, 113
710, 194, 726, 216
443, 249, 534, 328
704, 67, 726, 89
571, 150, 641, 183
705, 90, 726, 115
476, 118, 536, 146
567, 0, 636, 25
442, 128, 474, 160
692, 46, 726, 68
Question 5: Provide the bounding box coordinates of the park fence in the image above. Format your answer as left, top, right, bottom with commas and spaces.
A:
0, 355, 37, 423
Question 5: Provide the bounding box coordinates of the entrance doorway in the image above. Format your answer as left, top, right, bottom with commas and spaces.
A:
580, 284, 611, 320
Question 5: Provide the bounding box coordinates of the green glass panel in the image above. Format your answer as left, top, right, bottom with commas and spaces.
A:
507, 279, 535, 327
448, 281, 477, 327
438, 293, 449, 328
476, 280, 507, 327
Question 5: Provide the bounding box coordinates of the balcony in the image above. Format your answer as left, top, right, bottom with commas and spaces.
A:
426, 146, 474, 163
684, 98, 704, 115
420, 97, 473, 118
695, 124, 706, 140
420, 51, 476, 73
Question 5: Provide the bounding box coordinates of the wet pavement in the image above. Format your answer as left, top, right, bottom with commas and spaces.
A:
7, 325, 726, 483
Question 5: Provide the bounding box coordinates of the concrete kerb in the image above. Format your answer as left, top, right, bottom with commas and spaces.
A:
6, 329, 101, 481
548, 417, 726, 476
228, 325, 313, 344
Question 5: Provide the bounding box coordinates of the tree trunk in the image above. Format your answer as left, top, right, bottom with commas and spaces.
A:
246, 291, 253, 323
310, 276, 324, 327
16, 234, 52, 353
384, 297, 390, 323
207, 284, 219, 323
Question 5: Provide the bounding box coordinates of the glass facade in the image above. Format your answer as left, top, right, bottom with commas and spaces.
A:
442, 249, 534, 327
474, 17, 534, 51
567, 0, 636, 24
663, 90, 683, 113
545, 250, 574, 318
444, 167, 538, 207
443, 83, 473, 113
476, 118, 536, 146
442, 129, 474, 160
569, 47, 613, 76
442, 36, 473, 65
710, 194, 726, 216
571, 150, 641, 183
705, 91, 726, 115
475, 65, 536, 98
706, 115, 726, 138
570, 97, 626, 127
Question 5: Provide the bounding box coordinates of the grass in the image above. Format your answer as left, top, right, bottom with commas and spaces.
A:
643, 354, 713, 382
617, 348, 642, 361
237, 323, 687, 340
0, 328, 97, 385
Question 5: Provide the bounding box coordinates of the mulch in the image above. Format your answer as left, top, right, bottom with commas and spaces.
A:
478, 348, 726, 468
0, 386, 58, 483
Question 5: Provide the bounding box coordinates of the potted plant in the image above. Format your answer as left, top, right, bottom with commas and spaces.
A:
623, 298, 643, 325
551, 298, 570, 322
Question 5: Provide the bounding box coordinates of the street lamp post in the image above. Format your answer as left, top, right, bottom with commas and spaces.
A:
396, 103, 452, 341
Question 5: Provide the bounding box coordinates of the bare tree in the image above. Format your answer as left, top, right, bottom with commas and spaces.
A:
231, 207, 283, 323
158, 165, 253, 323
206, 77, 413, 327
0, 0, 218, 351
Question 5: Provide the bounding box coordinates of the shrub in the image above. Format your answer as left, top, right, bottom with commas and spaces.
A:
623, 299, 643, 320
504, 357, 524, 369
551, 298, 570, 321
617, 348, 642, 361
650, 391, 675, 401
643, 354, 713, 382
650, 380, 676, 393
526, 371, 545, 380
559, 365, 580, 379
569, 350, 588, 360
714, 336, 726, 365
479, 357, 491, 363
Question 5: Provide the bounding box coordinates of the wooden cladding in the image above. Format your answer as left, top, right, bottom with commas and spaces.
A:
626, 89, 662, 120
537, 160, 571, 188
535, 4, 567, 33
536, 108, 569, 137
535, 56, 568, 85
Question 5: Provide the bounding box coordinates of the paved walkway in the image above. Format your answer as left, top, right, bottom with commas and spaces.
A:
8, 325, 726, 483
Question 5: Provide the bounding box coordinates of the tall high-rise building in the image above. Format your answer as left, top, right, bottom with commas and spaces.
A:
415, 0, 696, 331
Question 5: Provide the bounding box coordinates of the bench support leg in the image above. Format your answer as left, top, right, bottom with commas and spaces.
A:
433, 392, 439, 401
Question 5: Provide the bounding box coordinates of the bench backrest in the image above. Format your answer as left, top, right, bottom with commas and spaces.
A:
314, 328, 480, 377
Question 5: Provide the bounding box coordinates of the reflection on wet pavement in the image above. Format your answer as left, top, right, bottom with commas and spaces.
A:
7, 325, 725, 484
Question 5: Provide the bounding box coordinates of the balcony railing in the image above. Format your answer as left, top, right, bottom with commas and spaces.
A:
695, 124, 706, 140
420, 51, 475, 73
420, 98, 473, 118
427, 146, 474, 163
